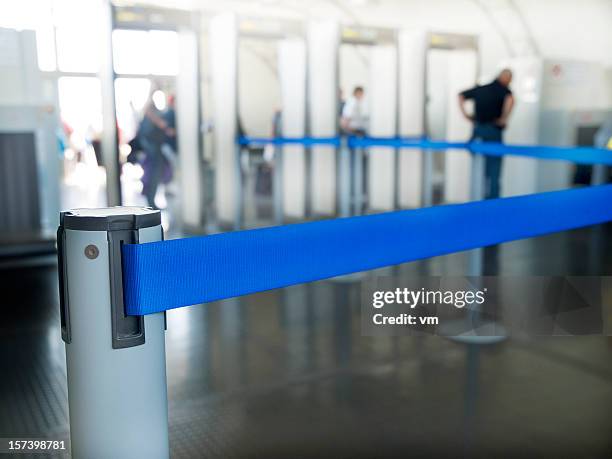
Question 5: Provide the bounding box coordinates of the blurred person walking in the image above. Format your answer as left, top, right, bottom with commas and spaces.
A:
459, 69, 515, 199
341, 86, 368, 136
137, 90, 175, 209
341, 86, 369, 210
161, 94, 177, 155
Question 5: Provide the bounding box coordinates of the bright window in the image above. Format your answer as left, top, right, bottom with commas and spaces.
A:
58, 76, 102, 135
0, 0, 51, 31
114, 78, 152, 142
149, 30, 179, 75
56, 25, 101, 73
113, 29, 179, 76
36, 24, 56, 72
53, 0, 103, 73
113, 29, 150, 75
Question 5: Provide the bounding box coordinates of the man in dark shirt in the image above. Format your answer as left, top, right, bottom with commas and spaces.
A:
458, 68, 514, 199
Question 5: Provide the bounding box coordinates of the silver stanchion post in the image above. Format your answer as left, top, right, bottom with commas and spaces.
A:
468, 152, 485, 276
57, 208, 169, 459
422, 148, 433, 207
461, 151, 506, 343
339, 137, 351, 218
235, 144, 244, 230
304, 146, 312, 218
437, 151, 505, 344
353, 146, 364, 216
274, 144, 284, 225
592, 164, 606, 186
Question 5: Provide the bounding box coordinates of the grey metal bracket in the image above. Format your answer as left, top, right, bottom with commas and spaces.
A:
57, 207, 161, 349
57, 224, 71, 343
108, 229, 145, 349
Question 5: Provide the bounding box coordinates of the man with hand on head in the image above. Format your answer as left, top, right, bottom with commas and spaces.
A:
458, 68, 515, 199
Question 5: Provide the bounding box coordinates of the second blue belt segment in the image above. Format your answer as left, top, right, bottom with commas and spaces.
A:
238, 136, 612, 166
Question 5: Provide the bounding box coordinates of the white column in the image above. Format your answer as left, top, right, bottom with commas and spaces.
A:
278, 38, 307, 219
501, 58, 542, 197
398, 29, 426, 208
210, 13, 239, 224
99, 0, 120, 206
368, 45, 397, 212
177, 28, 203, 228
308, 21, 339, 216
444, 50, 477, 203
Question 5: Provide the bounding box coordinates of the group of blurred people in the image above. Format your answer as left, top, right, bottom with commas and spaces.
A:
127, 90, 177, 209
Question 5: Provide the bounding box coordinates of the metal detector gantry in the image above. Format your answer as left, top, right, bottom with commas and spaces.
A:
422, 31, 479, 207
239, 16, 306, 228
339, 25, 398, 216
102, 4, 205, 229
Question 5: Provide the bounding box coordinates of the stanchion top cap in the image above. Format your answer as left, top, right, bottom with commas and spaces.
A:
60, 207, 161, 231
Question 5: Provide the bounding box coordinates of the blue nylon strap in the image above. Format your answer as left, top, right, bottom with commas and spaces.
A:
348, 136, 468, 150
469, 142, 612, 166
123, 185, 612, 315
238, 136, 340, 146
239, 135, 612, 165
348, 137, 612, 165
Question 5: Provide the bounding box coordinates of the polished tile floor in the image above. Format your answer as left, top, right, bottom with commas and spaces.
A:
1, 224, 612, 458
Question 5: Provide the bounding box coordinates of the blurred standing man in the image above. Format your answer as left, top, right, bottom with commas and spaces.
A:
341, 86, 369, 208
458, 69, 514, 199
341, 86, 368, 136
139, 92, 175, 209
162, 94, 177, 153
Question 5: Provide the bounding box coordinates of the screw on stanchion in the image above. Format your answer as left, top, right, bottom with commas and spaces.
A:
84, 244, 99, 259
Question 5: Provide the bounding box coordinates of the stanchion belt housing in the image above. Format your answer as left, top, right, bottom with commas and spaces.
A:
57, 208, 161, 348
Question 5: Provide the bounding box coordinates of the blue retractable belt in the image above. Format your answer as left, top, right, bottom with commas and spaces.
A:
122, 185, 612, 315
468, 143, 612, 166
238, 136, 340, 146
239, 136, 612, 166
